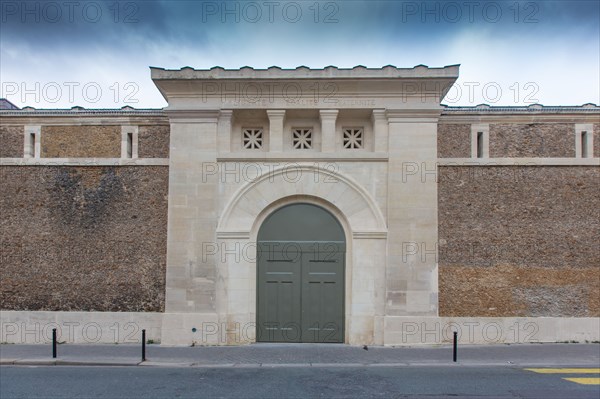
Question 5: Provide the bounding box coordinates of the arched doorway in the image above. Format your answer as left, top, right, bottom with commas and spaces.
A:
256, 203, 346, 343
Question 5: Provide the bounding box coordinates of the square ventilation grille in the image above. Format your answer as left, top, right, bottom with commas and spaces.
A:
292, 128, 313, 149
343, 128, 364, 149
242, 128, 263, 149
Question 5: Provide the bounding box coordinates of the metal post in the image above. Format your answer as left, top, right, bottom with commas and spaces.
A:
142, 329, 146, 361
453, 331, 457, 362
52, 328, 57, 359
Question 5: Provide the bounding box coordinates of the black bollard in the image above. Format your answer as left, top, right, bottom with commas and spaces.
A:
453, 331, 457, 362
52, 328, 57, 359
142, 329, 146, 361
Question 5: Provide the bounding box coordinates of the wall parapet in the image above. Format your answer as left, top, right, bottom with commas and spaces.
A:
438, 158, 599, 166
0, 158, 169, 166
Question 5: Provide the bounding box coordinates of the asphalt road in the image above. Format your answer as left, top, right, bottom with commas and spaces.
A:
1, 365, 599, 398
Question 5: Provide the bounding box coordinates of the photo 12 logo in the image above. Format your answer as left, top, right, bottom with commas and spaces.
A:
201, 162, 340, 184
1, 81, 140, 105
1, 321, 144, 344
444, 81, 540, 105
200, 81, 339, 105
401, 321, 540, 344
201, 241, 344, 264
200, 1, 340, 24
1, 1, 140, 24
399, 161, 542, 185
398, 1, 540, 24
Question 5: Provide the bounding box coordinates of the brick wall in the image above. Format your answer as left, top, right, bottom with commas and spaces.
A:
0, 166, 168, 311
438, 166, 600, 317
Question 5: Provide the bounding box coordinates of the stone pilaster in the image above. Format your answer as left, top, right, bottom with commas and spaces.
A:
320, 109, 339, 152
371, 109, 388, 152
385, 109, 441, 317
164, 110, 220, 314
217, 110, 233, 153
266, 110, 285, 152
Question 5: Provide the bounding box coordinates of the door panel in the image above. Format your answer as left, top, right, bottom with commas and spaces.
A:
257, 243, 302, 342
301, 247, 345, 343
257, 240, 345, 343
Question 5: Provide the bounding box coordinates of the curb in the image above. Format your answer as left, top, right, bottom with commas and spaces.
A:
1, 358, 141, 367
56, 360, 141, 367
0, 360, 513, 368
3, 359, 600, 368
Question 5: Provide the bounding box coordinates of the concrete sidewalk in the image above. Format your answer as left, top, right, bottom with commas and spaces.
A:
1, 343, 599, 368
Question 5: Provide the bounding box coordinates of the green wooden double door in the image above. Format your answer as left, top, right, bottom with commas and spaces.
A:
256, 203, 346, 343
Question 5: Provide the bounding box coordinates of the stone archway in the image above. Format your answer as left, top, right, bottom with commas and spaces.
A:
217, 164, 386, 235
216, 164, 387, 345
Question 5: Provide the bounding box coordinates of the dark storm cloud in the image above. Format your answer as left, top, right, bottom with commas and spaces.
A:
1, 1, 597, 58
0, 0, 211, 51
364, 0, 599, 41
0, 1, 597, 107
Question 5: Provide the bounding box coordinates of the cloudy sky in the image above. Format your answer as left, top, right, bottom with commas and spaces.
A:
1, 0, 598, 108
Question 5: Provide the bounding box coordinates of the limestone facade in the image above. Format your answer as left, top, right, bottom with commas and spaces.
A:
0, 65, 598, 345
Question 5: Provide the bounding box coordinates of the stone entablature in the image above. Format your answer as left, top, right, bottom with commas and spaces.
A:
150, 65, 458, 110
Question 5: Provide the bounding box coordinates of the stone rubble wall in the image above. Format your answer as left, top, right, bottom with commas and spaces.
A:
138, 125, 170, 158
0, 125, 24, 158
0, 120, 598, 322
489, 123, 575, 158
41, 126, 121, 158
438, 166, 600, 317
0, 166, 169, 312
437, 123, 471, 158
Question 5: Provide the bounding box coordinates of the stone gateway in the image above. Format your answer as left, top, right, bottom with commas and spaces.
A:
0, 65, 598, 346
